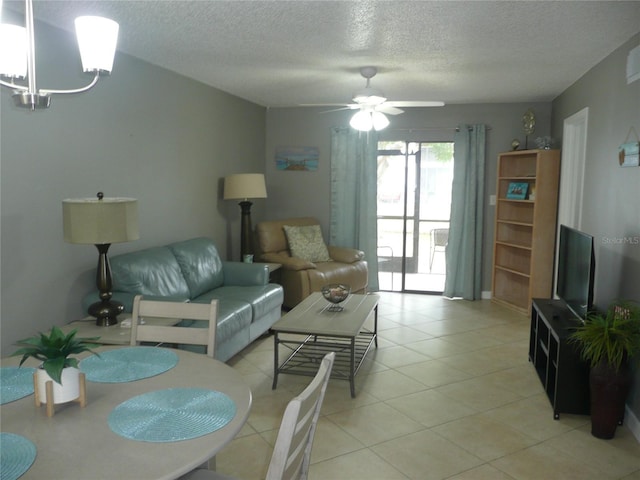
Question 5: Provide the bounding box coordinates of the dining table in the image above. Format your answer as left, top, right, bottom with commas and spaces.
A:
0, 345, 252, 480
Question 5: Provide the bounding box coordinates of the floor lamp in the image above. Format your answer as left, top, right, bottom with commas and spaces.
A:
224, 174, 267, 261
63, 193, 139, 326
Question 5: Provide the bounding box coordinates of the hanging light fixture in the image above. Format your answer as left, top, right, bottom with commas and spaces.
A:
350, 108, 390, 132
0, 0, 119, 110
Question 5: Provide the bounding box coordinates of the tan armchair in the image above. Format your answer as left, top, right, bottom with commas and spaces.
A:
255, 217, 368, 309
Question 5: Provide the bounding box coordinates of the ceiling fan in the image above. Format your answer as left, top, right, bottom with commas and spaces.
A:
304, 66, 444, 131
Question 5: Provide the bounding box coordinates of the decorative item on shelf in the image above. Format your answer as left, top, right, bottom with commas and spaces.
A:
522, 108, 536, 149
506, 182, 529, 200
511, 139, 520, 151
618, 127, 639, 167
0, 0, 119, 110
569, 301, 640, 439
224, 173, 267, 261
63, 192, 139, 326
528, 185, 536, 201
12, 326, 100, 417
535, 136, 553, 150
321, 284, 351, 312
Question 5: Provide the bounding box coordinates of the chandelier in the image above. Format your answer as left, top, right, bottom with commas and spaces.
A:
0, 0, 119, 110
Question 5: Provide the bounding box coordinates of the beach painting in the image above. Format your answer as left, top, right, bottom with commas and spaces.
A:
275, 146, 319, 171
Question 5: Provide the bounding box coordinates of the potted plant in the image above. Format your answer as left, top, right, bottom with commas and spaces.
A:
570, 301, 640, 439
13, 326, 100, 404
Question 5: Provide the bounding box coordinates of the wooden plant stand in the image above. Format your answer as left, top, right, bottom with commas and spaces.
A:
33, 372, 87, 417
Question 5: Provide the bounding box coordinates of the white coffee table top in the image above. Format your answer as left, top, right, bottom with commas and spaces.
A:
272, 292, 379, 337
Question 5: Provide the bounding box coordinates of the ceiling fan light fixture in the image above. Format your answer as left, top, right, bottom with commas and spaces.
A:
350, 109, 373, 131
371, 111, 390, 130
349, 109, 389, 132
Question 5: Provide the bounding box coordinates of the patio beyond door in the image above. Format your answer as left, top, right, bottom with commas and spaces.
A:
377, 141, 453, 293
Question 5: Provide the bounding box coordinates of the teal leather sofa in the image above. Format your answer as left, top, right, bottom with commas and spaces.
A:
82, 237, 284, 362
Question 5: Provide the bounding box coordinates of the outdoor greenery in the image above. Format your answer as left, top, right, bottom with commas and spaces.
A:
13, 326, 100, 385
570, 301, 640, 372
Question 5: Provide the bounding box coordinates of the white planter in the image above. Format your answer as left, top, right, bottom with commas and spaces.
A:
36, 367, 81, 404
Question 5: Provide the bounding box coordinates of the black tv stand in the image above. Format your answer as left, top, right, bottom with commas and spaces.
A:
529, 298, 590, 419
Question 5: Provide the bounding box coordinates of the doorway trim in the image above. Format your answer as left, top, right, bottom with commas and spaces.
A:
558, 107, 588, 230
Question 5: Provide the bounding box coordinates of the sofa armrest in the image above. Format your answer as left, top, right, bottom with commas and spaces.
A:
327, 246, 365, 264
260, 252, 316, 271
222, 262, 269, 286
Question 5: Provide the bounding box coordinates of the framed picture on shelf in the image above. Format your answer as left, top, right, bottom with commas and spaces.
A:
506, 182, 529, 200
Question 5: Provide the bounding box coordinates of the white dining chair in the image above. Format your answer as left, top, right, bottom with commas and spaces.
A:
130, 295, 218, 358
181, 351, 336, 480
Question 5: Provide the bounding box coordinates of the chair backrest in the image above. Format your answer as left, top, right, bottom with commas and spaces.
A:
256, 217, 320, 256
130, 295, 217, 358
266, 352, 335, 480
433, 228, 449, 247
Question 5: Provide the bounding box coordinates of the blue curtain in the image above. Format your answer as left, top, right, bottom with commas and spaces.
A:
329, 128, 379, 291
444, 124, 486, 300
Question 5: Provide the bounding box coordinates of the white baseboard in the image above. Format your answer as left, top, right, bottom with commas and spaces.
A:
481, 290, 492, 300
625, 405, 640, 443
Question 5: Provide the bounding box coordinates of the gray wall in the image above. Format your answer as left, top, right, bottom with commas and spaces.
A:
265, 103, 552, 293
551, 33, 640, 422
0, 19, 266, 353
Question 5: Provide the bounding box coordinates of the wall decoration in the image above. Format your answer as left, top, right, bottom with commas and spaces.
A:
506, 182, 529, 200
275, 146, 319, 171
522, 108, 536, 149
618, 127, 639, 167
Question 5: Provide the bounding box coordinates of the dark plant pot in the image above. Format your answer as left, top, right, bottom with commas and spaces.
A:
589, 361, 631, 439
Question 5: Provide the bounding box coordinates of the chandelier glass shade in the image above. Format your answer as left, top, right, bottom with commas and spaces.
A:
350, 109, 390, 132
0, 0, 119, 110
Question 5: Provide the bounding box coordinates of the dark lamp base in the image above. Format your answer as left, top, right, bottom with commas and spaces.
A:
88, 300, 124, 326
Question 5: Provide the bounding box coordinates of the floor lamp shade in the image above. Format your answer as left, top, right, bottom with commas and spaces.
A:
224, 174, 267, 261
63, 195, 139, 326
223, 174, 267, 201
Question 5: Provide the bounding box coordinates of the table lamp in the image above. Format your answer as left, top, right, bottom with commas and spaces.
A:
63, 192, 139, 326
223, 174, 267, 261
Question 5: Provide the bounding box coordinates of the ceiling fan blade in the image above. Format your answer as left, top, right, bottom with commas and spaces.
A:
298, 103, 348, 107
385, 101, 445, 107
377, 105, 404, 115
319, 106, 356, 113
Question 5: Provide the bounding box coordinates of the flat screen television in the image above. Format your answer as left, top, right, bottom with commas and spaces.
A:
556, 224, 596, 320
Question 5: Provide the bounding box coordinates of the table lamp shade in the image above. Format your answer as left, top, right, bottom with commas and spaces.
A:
223, 174, 267, 200
63, 197, 139, 245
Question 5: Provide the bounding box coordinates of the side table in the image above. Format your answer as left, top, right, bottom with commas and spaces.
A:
62, 314, 180, 345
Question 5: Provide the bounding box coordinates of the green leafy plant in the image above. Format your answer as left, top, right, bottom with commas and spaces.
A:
13, 326, 101, 385
570, 301, 640, 372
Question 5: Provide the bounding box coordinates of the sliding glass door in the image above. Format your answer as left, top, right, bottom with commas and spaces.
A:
377, 141, 453, 293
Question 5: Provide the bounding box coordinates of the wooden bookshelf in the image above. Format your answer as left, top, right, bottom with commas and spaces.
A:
491, 149, 560, 314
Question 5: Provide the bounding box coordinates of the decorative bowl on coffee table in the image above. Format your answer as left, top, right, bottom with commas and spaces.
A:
321, 284, 351, 312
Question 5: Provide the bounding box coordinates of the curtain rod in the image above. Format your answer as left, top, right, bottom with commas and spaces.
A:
387, 126, 491, 133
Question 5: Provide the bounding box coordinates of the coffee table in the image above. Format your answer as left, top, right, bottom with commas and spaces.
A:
271, 292, 379, 397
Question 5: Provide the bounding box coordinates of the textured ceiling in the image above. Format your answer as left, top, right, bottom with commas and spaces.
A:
4, 1, 640, 107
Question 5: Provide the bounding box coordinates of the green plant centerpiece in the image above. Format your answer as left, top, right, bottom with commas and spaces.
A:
13, 326, 101, 385
570, 301, 640, 439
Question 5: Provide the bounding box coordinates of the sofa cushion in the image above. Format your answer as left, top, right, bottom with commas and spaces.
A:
110, 246, 191, 298
168, 238, 224, 298
189, 296, 252, 343
201, 284, 284, 321
283, 224, 331, 262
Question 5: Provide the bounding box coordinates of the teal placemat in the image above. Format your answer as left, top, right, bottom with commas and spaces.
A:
0, 367, 36, 405
108, 388, 236, 442
80, 347, 178, 383
0, 433, 37, 480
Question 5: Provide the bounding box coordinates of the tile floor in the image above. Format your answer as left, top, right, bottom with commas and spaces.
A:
218, 292, 640, 480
